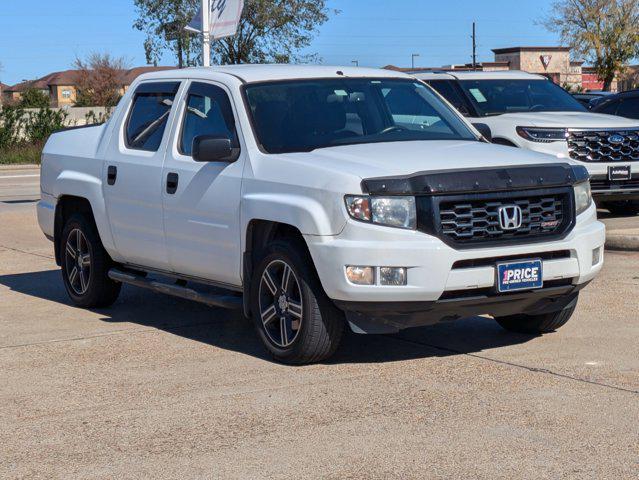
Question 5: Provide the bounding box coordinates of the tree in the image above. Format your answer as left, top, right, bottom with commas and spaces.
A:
133, 0, 200, 68
544, 0, 639, 91
19, 87, 50, 108
213, 0, 335, 64
74, 53, 128, 107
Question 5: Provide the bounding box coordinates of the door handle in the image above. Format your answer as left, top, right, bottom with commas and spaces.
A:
107, 166, 117, 186
166, 172, 179, 194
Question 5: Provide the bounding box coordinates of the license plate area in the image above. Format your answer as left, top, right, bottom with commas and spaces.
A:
497, 259, 543, 293
608, 165, 632, 181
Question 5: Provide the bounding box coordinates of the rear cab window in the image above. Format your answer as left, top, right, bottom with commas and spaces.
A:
125, 82, 181, 152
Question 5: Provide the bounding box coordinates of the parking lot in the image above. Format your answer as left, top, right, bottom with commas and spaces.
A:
1, 167, 638, 479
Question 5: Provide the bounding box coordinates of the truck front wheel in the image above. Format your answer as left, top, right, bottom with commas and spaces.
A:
494, 299, 577, 334
61, 213, 121, 308
250, 239, 344, 364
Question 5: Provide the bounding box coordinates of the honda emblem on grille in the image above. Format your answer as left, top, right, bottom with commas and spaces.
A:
498, 205, 523, 231
608, 134, 625, 144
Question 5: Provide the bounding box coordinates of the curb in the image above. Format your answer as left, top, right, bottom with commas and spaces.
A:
606, 233, 639, 252
0, 164, 40, 171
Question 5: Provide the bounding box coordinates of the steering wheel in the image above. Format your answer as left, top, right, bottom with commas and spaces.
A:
529, 104, 546, 112
380, 125, 409, 134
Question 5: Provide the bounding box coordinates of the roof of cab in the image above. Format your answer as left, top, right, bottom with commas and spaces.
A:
135, 64, 412, 84
413, 70, 547, 81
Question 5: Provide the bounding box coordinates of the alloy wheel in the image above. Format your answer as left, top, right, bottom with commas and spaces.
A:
258, 259, 303, 348
64, 228, 92, 295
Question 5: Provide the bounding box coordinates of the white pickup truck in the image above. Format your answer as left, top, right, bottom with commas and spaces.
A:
38, 65, 605, 364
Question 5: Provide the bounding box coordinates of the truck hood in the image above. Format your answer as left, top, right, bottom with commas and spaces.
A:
279, 140, 567, 180
489, 111, 639, 129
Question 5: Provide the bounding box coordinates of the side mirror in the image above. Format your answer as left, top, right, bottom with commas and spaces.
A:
192, 135, 237, 162
472, 123, 492, 143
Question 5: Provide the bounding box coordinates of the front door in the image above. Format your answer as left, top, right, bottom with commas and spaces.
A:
103, 81, 182, 271
161, 81, 244, 287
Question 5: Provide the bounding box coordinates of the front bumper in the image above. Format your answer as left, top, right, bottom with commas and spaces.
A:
305, 203, 604, 331
521, 140, 639, 200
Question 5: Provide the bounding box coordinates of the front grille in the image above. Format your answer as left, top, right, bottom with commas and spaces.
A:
568, 130, 639, 163
420, 188, 575, 248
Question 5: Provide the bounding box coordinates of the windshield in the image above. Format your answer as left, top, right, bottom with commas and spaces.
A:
244, 78, 477, 154
458, 79, 587, 116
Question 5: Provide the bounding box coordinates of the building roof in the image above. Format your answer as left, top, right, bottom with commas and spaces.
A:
6, 66, 173, 92
122, 66, 175, 84
493, 46, 571, 54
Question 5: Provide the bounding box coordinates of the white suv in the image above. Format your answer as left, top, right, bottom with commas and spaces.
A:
38, 66, 604, 364
417, 71, 639, 215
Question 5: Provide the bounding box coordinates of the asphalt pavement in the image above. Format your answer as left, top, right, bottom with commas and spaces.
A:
1, 166, 638, 479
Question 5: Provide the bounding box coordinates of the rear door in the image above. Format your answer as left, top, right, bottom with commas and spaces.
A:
161, 80, 245, 287
103, 81, 182, 271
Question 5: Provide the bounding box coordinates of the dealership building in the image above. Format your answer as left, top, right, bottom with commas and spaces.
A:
386, 46, 618, 92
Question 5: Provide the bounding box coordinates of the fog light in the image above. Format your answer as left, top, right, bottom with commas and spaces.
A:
380, 267, 408, 286
592, 248, 602, 266
346, 266, 375, 285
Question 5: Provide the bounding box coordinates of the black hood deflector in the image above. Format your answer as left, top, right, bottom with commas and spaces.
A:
361, 163, 589, 196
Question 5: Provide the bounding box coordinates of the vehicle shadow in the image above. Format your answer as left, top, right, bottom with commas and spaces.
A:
0, 269, 537, 365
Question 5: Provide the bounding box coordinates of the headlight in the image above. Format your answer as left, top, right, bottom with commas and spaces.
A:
345, 195, 416, 229
574, 181, 592, 216
516, 127, 568, 143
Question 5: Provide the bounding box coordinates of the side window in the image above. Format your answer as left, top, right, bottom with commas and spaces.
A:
125, 82, 180, 152
382, 84, 455, 134
615, 98, 639, 119
428, 80, 469, 114
597, 100, 619, 116
179, 82, 239, 156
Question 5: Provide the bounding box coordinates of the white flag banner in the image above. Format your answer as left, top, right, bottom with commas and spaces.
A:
187, 0, 245, 40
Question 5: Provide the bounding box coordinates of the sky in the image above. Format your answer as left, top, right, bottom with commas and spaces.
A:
0, 0, 560, 86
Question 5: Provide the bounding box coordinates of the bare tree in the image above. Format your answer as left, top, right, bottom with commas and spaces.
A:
544, 0, 639, 91
74, 53, 129, 107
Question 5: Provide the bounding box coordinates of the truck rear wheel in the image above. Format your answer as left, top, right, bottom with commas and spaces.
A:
494, 299, 577, 334
250, 239, 344, 364
61, 213, 121, 308
604, 200, 639, 216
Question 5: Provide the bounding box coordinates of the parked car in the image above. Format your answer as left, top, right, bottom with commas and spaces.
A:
38, 65, 604, 364
416, 71, 639, 215
572, 91, 614, 109
592, 90, 639, 120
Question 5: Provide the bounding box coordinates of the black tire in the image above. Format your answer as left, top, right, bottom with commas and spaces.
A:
60, 213, 121, 308
604, 200, 639, 216
495, 297, 578, 334
250, 239, 344, 365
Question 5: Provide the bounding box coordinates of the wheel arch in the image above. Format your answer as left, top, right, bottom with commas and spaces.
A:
54, 196, 107, 266
242, 219, 312, 318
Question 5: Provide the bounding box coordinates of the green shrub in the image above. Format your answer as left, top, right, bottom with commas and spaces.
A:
0, 142, 43, 165
0, 105, 66, 164
23, 108, 67, 143
0, 106, 25, 149
19, 87, 51, 109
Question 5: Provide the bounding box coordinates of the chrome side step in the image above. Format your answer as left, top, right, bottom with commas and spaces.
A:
108, 269, 243, 310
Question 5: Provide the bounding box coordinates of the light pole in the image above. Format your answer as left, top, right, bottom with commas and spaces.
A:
411, 53, 420, 70
202, 0, 211, 67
